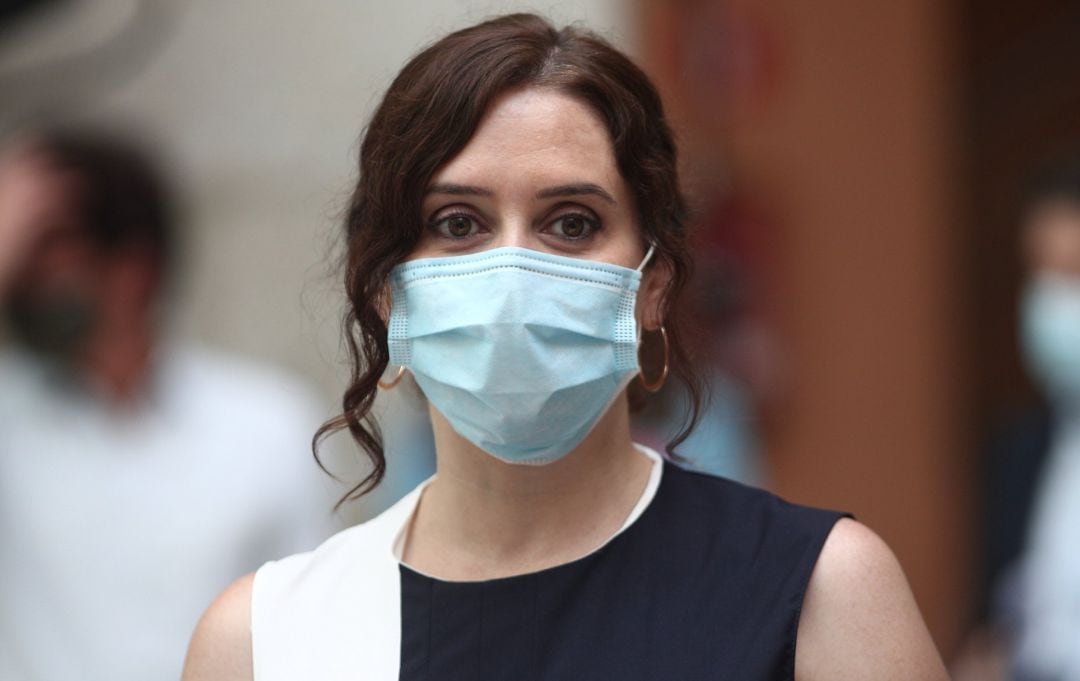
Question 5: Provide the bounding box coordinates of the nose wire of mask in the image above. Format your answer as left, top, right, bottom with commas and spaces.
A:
387, 246, 649, 465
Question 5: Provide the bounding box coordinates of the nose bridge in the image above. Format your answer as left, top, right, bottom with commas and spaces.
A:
491, 205, 536, 250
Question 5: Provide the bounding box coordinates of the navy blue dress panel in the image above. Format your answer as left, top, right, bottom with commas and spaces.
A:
398, 462, 848, 681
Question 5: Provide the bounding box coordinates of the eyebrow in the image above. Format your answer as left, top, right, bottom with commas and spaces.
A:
424, 182, 616, 205
425, 183, 494, 197
536, 183, 616, 205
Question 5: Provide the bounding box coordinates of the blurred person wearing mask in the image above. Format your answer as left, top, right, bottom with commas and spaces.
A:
0, 130, 338, 681
1012, 154, 1080, 681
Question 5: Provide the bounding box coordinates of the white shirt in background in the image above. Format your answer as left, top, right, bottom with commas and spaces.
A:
0, 345, 342, 681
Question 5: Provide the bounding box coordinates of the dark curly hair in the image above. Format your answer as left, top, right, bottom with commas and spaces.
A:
316, 13, 702, 502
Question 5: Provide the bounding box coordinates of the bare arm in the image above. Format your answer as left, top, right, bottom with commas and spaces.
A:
795, 519, 949, 681
181, 573, 255, 681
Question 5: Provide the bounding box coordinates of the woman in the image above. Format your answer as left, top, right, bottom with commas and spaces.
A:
183, 14, 948, 680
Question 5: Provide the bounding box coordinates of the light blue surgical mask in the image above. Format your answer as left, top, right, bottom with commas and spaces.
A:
388, 246, 654, 464
1022, 274, 1080, 411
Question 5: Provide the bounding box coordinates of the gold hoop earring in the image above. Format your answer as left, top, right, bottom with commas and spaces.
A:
377, 365, 406, 390
639, 326, 669, 393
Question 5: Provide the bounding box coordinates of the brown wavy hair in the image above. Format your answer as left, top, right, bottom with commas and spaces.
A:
315, 13, 703, 502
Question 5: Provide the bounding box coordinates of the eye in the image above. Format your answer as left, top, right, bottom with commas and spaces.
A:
429, 212, 481, 239
548, 212, 600, 240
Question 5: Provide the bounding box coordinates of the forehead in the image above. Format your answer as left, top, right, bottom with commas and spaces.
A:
431, 88, 620, 185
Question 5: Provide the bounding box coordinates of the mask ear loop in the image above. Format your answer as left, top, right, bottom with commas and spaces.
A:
636, 243, 657, 272
378, 366, 407, 390
636, 242, 667, 392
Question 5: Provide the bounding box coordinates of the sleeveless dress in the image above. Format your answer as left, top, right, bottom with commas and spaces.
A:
252, 445, 847, 681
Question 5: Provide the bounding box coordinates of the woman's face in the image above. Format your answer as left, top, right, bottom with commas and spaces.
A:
414, 87, 647, 271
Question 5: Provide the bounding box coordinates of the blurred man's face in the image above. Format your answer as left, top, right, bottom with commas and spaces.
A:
1, 152, 106, 358
5, 156, 97, 286
1021, 198, 1080, 408
1024, 199, 1080, 277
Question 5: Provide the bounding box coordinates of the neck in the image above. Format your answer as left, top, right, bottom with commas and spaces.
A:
404, 393, 654, 580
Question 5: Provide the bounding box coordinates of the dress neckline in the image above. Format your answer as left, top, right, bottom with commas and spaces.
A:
384, 442, 665, 584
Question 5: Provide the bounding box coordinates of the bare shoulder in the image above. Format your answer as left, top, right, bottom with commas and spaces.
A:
794, 518, 949, 681
181, 572, 255, 681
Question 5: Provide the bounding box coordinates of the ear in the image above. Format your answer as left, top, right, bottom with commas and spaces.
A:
639, 257, 672, 331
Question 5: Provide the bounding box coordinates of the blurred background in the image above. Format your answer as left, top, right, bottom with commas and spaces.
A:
3, 0, 1080, 678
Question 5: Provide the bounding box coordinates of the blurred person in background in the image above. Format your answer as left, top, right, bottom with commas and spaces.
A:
953, 155, 1080, 681
0, 129, 339, 681
1008, 154, 1080, 681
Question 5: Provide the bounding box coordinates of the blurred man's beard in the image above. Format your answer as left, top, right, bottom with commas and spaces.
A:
2, 289, 98, 364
